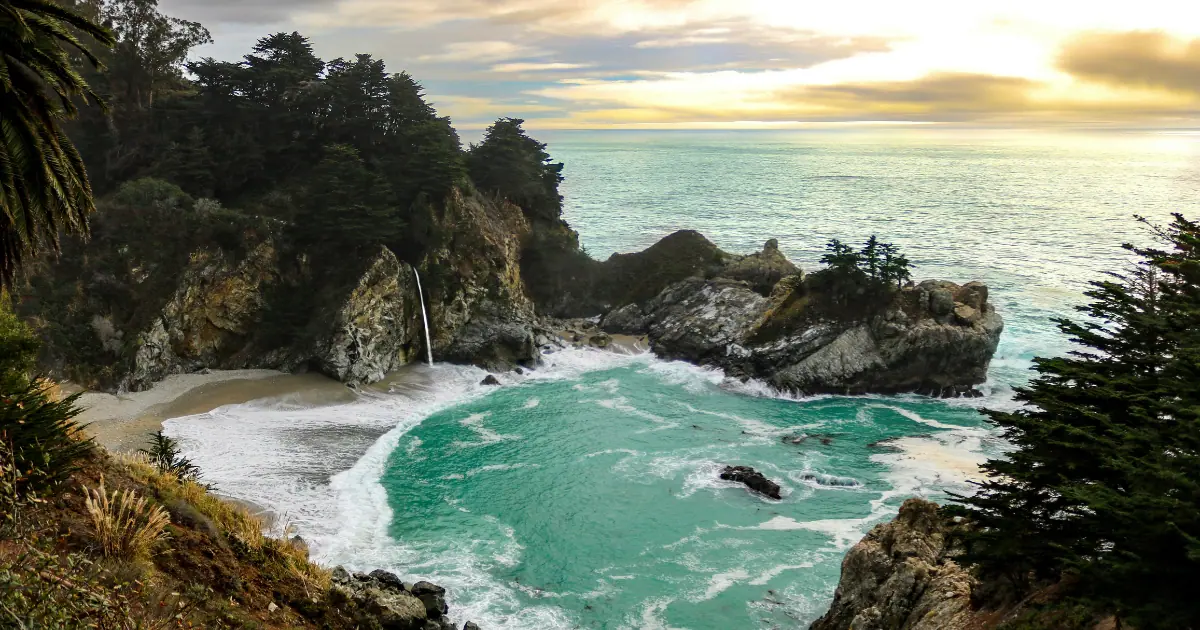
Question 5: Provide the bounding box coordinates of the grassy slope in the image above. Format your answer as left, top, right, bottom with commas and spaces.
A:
1, 447, 364, 629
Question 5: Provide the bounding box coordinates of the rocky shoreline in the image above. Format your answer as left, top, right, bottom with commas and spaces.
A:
330, 567, 479, 630
25, 197, 1003, 400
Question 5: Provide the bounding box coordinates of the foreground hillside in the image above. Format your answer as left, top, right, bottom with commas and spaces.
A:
1, 441, 473, 629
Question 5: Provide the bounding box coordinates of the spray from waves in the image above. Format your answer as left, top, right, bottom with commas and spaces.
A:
163, 362, 496, 551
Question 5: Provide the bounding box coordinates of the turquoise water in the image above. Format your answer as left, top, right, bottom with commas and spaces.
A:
379, 357, 999, 628
168, 130, 1200, 630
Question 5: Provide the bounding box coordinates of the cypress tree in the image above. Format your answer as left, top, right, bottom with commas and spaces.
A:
951, 214, 1200, 628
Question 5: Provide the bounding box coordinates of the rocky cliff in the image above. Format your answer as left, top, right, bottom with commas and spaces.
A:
24, 188, 543, 391
25, 198, 1001, 396
596, 234, 1002, 397
811, 499, 1123, 630
811, 499, 977, 630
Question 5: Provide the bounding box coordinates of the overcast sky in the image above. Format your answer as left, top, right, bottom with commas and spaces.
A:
160, 0, 1200, 129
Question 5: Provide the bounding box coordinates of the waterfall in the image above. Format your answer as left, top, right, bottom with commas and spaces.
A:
412, 267, 434, 366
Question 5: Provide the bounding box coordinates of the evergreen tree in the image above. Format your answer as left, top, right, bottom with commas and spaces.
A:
467, 118, 564, 222
819, 239, 860, 274
861, 235, 881, 279
879, 242, 912, 288
951, 214, 1200, 628
292, 144, 399, 254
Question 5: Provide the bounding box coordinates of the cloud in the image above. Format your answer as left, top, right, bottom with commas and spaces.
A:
160, 0, 335, 25
418, 41, 542, 63
1058, 31, 1200, 95
491, 62, 595, 72
531, 69, 1200, 125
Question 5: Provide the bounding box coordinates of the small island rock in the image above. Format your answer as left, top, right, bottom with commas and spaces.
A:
720, 465, 783, 500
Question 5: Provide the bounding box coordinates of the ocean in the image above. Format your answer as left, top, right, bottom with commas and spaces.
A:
164, 129, 1200, 629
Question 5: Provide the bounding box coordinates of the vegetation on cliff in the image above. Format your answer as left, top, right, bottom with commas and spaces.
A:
948, 214, 1200, 629
9, 0, 577, 389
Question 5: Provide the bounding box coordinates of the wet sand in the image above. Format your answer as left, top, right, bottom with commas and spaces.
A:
78, 370, 356, 453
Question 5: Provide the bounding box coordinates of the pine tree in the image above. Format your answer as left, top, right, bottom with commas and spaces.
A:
819, 239, 860, 274
292, 144, 399, 254
951, 214, 1200, 628
467, 118, 564, 222
879, 242, 912, 288
860, 235, 881, 279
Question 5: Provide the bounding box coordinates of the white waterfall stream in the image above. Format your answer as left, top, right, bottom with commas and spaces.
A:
412, 267, 434, 366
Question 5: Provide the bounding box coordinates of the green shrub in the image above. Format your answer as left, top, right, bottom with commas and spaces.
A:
139, 430, 205, 486
0, 379, 92, 498
0, 299, 38, 390
111, 177, 194, 211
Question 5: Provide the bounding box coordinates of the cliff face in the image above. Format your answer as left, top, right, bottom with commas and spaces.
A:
419, 189, 540, 370
811, 499, 1123, 630
599, 234, 1003, 397
26, 187, 542, 391
27, 204, 1000, 396
811, 499, 976, 630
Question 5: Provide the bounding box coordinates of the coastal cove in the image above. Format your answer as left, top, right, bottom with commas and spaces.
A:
132, 131, 1200, 628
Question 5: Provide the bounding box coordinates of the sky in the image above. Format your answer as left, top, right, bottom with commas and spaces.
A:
160, 0, 1200, 130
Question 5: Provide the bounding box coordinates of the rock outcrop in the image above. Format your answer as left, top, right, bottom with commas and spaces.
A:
312, 248, 425, 385
26, 194, 1000, 397
720, 465, 783, 500
330, 567, 458, 630
810, 499, 1122, 630
28, 187, 544, 392
810, 499, 975, 630
600, 239, 1003, 396
121, 244, 427, 391
420, 189, 540, 371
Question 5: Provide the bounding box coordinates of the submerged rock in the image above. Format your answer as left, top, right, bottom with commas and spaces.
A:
480, 375, 501, 386
720, 465, 783, 500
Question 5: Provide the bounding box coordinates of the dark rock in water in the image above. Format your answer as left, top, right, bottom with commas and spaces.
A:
481, 375, 501, 386
463, 623, 482, 630
801, 473, 862, 488
514, 367, 524, 375
411, 581, 449, 618
782, 434, 834, 446
720, 465, 782, 500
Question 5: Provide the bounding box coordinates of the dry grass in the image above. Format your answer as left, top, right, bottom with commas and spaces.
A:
112, 450, 329, 584
83, 476, 171, 560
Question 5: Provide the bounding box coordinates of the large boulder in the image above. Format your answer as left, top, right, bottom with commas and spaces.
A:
717, 239, 800, 296
330, 567, 455, 630
810, 499, 974, 630
604, 270, 1002, 396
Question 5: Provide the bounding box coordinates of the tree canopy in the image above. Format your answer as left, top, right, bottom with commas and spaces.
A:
951, 214, 1200, 629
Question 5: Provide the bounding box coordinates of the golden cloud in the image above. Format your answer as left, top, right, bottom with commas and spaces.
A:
1058, 30, 1200, 95
529, 69, 1200, 126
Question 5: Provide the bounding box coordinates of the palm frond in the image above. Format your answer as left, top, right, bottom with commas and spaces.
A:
0, 0, 113, 286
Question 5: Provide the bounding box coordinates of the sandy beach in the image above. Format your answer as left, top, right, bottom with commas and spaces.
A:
77, 370, 356, 453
